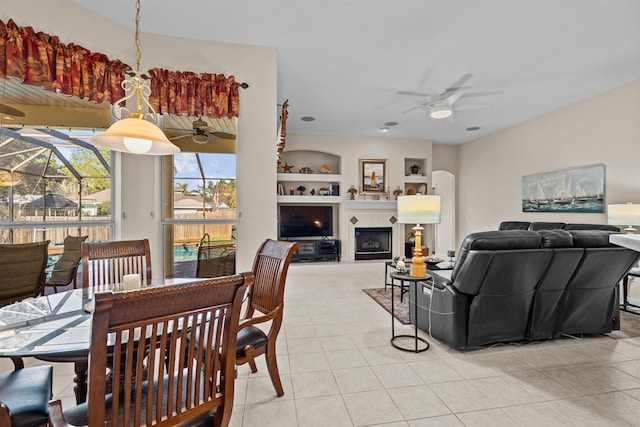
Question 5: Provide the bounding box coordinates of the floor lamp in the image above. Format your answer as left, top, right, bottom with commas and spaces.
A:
608, 202, 640, 233
397, 195, 441, 278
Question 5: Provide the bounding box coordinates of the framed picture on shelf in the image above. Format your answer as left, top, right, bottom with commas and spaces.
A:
359, 159, 387, 194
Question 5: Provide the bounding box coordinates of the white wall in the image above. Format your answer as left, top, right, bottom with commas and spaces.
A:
2, 1, 278, 273
458, 80, 640, 242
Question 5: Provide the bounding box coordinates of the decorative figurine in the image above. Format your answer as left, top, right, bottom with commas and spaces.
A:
296, 185, 306, 195
281, 162, 294, 173
347, 185, 358, 200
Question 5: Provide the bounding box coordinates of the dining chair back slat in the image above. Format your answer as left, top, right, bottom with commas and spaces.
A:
82, 239, 151, 291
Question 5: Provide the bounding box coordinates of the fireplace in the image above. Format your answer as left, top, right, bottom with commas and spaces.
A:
354, 227, 392, 260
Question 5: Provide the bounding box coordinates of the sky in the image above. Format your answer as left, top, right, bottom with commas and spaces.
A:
173, 152, 236, 191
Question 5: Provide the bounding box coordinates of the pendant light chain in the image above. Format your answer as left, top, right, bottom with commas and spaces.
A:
134, 0, 141, 74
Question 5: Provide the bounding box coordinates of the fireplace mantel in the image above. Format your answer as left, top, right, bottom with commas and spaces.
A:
343, 200, 397, 210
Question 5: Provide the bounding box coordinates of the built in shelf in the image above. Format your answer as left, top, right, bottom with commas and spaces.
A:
277, 196, 341, 204
277, 173, 341, 182
343, 200, 397, 210
404, 175, 429, 183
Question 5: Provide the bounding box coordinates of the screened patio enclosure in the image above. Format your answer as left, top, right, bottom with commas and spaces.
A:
0, 126, 113, 245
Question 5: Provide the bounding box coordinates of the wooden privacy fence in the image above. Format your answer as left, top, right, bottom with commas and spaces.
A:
2, 211, 236, 245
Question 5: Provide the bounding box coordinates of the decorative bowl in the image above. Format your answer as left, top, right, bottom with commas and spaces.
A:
425, 257, 444, 267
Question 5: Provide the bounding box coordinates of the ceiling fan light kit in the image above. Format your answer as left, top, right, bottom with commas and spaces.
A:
192, 133, 209, 144
430, 105, 453, 119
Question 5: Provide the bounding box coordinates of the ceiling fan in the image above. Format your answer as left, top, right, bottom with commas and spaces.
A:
168, 118, 235, 144
397, 73, 496, 120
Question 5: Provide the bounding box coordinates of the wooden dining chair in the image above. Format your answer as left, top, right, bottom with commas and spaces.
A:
45, 235, 88, 293
236, 239, 298, 396
82, 239, 152, 291
0, 241, 50, 307
48, 272, 253, 427
36, 238, 153, 405
0, 365, 53, 427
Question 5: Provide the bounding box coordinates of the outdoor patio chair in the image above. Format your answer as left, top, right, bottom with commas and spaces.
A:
0, 241, 50, 307
45, 235, 88, 293
48, 273, 253, 427
196, 233, 236, 278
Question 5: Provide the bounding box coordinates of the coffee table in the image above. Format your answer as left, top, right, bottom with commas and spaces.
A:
388, 272, 431, 353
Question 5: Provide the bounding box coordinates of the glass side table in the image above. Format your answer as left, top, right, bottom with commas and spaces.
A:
388, 272, 431, 353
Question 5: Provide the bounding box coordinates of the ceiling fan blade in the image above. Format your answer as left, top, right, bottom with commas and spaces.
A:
401, 105, 426, 114
396, 90, 436, 98
459, 91, 503, 99
439, 74, 473, 100
0, 103, 26, 117
169, 134, 192, 141
443, 89, 468, 106
213, 131, 236, 140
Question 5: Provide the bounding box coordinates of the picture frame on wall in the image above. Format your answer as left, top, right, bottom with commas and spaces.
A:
360, 159, 387, 194
521, 164, 605, 213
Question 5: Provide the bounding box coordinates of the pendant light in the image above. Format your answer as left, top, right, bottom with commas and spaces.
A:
91, 0, 179, 155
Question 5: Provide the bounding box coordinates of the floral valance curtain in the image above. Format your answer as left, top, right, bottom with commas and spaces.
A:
0, 19, 128, 104
148, 68, 240, 118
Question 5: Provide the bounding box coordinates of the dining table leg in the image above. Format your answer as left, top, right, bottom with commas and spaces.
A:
73, 359, 89, 404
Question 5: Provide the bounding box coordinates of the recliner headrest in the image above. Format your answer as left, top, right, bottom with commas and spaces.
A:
565, 223, 620, 232
570, 230, 618, 248
463, 230, 542, 251
528, 222, 567, 231
498, 221, 531, 231
538, 229, 574, 248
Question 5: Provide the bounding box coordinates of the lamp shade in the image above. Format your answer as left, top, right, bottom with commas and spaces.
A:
608, 202, 640, 228
91, 117, 180, 155
397, 195, 441, 225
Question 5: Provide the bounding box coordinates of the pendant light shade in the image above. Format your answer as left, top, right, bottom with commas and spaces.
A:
92, 116, 179, 155
90, 0, 179, 156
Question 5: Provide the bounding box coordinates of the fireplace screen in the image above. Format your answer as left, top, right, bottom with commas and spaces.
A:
355, 227, 392, 260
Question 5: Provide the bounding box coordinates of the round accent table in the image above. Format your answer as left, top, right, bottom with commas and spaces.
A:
388, 272, 431, 353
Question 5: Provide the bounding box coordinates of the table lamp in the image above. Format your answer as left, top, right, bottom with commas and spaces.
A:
608, 202, 640, 233
397, 195, 441, 277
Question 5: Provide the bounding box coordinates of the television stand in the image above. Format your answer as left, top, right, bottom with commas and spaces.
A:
291, 239, 340, 263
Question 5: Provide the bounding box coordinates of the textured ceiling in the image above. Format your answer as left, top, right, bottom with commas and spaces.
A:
7, 1, 640, 145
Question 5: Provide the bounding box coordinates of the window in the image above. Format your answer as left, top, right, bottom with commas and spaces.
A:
0, 128, 113, 247
162, 125, 237, 278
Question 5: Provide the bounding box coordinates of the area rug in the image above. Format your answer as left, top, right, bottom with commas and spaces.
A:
364, 287, 640, 338
363, 288, 410, 324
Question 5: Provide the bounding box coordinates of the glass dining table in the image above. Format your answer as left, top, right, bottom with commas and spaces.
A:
0, 278, 199, 404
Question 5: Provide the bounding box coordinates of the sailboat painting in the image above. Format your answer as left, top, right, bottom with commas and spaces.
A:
522, 165, 605, 213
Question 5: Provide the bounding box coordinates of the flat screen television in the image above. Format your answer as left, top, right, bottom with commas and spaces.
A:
279, 205, 333, 239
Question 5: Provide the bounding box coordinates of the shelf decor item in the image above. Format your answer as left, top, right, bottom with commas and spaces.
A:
360, 159, 387, 194
393, 186, 403, 200
410, 164, 421, 175
347, 185, 358, 200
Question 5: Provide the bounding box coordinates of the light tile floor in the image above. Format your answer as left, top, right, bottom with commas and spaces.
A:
4, 261, 640, 426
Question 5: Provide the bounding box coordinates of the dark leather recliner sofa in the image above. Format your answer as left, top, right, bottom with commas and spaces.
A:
409, 228, 639, 349
499, 220, 620, 232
